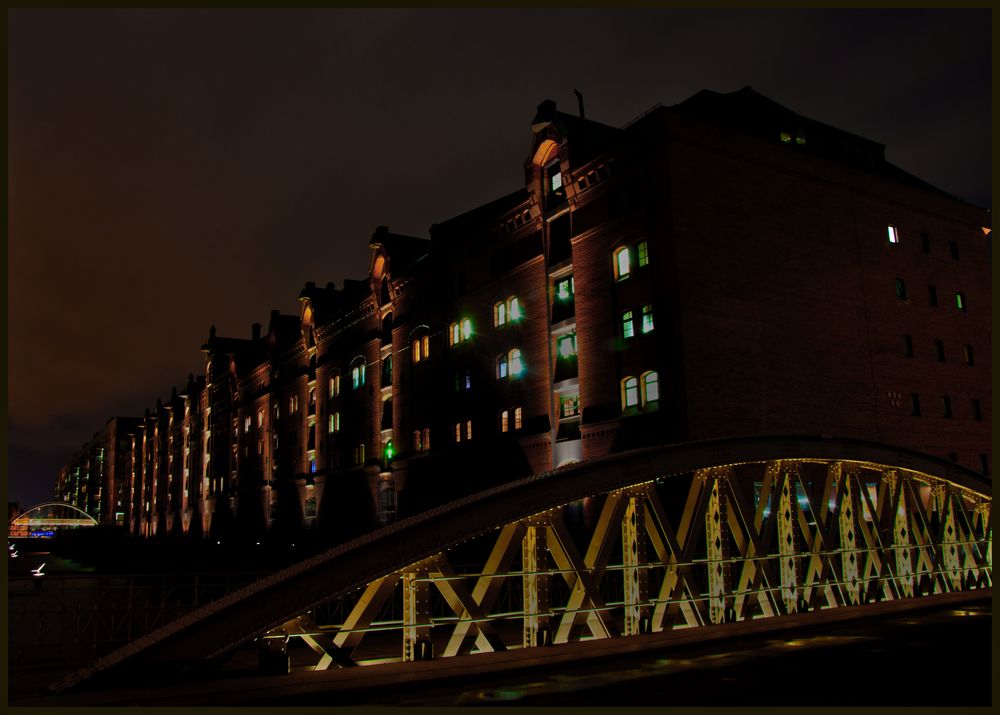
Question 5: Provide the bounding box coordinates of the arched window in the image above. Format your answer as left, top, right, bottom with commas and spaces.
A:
613, 246, 632, 281
622, 376, 639, 408
449, 322, 461, 346
500, 410, 509, 433
350, 357, 366, 389
413, 430, 422, 452
422, 427, 431, 451
642, 371, 660, 404
410, 326, 431, 363
508, 296, 522, 321
509, 348, 524, 377
329, 371, 341, 397
494, 300, 507, 327
422, 335, 430, 359
461, 317, 473, 341
496, 353, 508, 379
257, 408, 264, 428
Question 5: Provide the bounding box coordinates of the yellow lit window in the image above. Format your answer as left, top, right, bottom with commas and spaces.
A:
614, 246, 632, 281
454, 422, 462, 443
494, 301, 507, 327
422, 335, 430, 359
501, 410, 509, 433
449, 322, 460, 346
413, 339, 422, 363
622, 376, 639, 408
514, 407, 523, 430
466, 420, 473, 440
422, 427, 430, 451
414, 430, 422, 452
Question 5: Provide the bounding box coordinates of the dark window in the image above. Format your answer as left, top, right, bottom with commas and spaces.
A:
941, 396, 952, 418
902, 334, 914, 357
927, 285, 937, 307
920, 233, 930, 253
972, 399, 982, 421
910, 393, 921, 416
979, 454, 990, 476
895, 278, 907, 300
934, 339, 945, 362
964, 345, 974, 365
949, 241, 959, 259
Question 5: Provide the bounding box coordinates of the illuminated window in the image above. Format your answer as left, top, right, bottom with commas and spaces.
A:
637, 240, 649, 267
508, 296, 522, 321
466, 420, 473, 440
329, 373, 341, 397
464, 370, 472, 390
289, 395, 299, 414
549, 164, 563, 193
413, 339, 422, 363
556, 276, 574, 301
310, 459, 317, 474
509, 348, 524, 376
779, 132, 792, 143
556, 334, 576, 358
887, 225, 899, 244
622, 310, 634, 339
964, 344, 974, 366
257, 408, 264, 427
514, 407, 523, 430
614, 246, 632, 281
449, 322, 460, 346
413, 430, 421, 452
351, 359, 366, 389
501, 410, 510, 432
462, 318, 473, 341
329, 412, 340, 433
494, 301, 507, 327
384, 439, 394, 462
955, 292, 966, 312
423, 427, 430, 451
622, 377, 639, 408
894, 278, 906, 300
642, 371, 660, 404
422, 335, 430, 359
454, 422, 462, 443
355, 443, 365, 465
641, 304, 654, 334
496, 354, 508, 379
244, 416, 251, 433
560, 393, 579, 417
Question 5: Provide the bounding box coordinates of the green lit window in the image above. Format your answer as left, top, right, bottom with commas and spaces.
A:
560, 393, 580, 417
556, 276, 574, 301
955, 292, 966, 312
614, 247, 632, 281
494, 301, 507, 327
642, 371, 660, 404
508, 296, 522, 321
329, 373, 340, 397
329, 412, 340, 433
496, 354, 508, 379
351, 361, 366, 389
509, 348, 524, 376
384, 439, 395, 462
461, 317, 473, 340
780, 132, 792, 143
556, 333, 577, 358
637, 240, 649, 267
622, 377, 639, 408
641, 304, 654, 334
622, 310, 634, 339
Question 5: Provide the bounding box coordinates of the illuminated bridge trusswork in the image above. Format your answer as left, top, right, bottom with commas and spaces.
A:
53, 436, 991, 693
8, 502, 99, 539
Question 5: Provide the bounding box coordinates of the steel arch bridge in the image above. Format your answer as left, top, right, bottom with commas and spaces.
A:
54, 436, 992, 694
8, 502, 99, 539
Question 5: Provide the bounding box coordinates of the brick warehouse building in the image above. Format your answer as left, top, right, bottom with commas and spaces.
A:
54, 87, 992, 542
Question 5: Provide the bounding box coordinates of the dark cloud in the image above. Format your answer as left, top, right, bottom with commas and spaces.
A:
7, 9, 990, 504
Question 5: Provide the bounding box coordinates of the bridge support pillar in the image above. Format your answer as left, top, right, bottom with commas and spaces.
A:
522, 522, 551, 647
703, 471, 729, 625
839, 468, 861, 605
402, 563, 432, 661
623, 493, 650, 635
777, 464, 801, 614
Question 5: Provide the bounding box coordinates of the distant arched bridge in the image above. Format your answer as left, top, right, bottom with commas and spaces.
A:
53, 435, 992, 694
9, 502, 98, 539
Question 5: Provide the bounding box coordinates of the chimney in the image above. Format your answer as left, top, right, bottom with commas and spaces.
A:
252, 323, 261, 340
574, 89, 585, 120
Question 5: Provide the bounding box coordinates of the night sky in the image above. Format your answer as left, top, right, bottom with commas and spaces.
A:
7, 9, 991, 507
